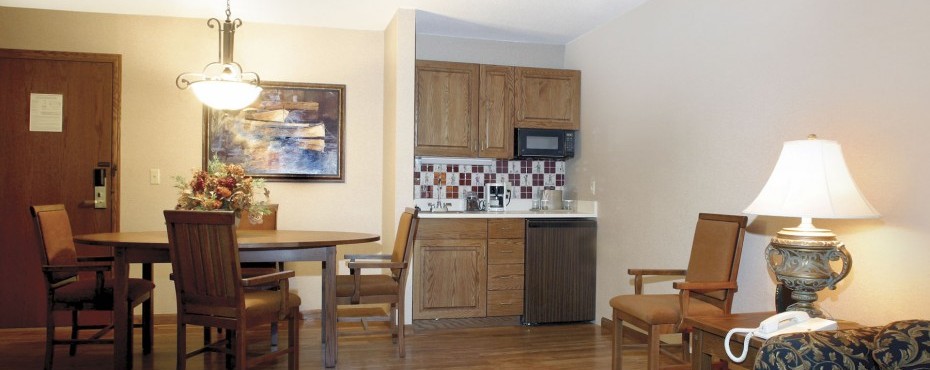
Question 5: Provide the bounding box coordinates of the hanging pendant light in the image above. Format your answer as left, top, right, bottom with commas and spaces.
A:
176, 0, 261, 110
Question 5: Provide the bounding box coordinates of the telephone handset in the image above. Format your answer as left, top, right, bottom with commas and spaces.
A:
724, 312, 838, 363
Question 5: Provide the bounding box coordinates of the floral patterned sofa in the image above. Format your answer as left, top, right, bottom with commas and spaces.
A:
753, 320, 930, 370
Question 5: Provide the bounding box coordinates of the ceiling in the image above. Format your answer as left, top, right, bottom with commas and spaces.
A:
0, 0, 647, 44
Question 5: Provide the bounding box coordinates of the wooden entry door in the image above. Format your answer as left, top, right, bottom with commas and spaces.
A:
0, 49, 120, 328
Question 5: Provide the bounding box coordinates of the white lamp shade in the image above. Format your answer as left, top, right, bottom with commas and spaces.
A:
190, 80, 262, 110
744, 137, 880, 219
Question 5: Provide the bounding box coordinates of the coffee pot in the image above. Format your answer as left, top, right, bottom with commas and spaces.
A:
465, 191, 485, 211
485, 183, 510, 211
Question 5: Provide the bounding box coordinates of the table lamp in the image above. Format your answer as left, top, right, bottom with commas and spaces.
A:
744, 134, 879, 317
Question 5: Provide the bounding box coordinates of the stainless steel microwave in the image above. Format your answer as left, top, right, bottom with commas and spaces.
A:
515, 128, 575, 159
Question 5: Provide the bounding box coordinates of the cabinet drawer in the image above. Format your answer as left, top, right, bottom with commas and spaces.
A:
488, 239, 524, 265
418, 219, 487, 239
488, 264, 524, 290
488, 218, 524, 239
487, 290, 524, 316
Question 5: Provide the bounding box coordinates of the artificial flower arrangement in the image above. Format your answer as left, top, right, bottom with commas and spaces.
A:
174, 157, 272, 225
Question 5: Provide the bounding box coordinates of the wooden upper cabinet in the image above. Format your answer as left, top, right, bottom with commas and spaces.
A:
478, 65, 514, 159
514, 67, 581, 130
415, 60, 480, 157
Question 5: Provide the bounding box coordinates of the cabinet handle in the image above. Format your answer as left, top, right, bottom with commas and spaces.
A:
499, 250, 513, 253
498, 302, 513, 306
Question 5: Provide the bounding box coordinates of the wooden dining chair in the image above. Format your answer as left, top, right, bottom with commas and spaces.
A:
30, 204, 155, 370
609, 213, 747, 370
335, 207, 419, 357
202, 204, 283, 347
164, 210, 300, 370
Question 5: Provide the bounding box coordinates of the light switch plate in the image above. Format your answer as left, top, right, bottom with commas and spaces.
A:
150, 169, 160, 185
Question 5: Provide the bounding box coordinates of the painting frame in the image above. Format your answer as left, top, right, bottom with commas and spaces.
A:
203, 81, 346, 182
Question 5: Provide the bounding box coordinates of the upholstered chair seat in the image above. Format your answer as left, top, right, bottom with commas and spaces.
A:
609, 294, 724, 325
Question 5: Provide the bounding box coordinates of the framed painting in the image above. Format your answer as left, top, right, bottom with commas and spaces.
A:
203, 81, 346, 182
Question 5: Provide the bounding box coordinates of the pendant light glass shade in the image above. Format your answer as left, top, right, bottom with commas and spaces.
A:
176, 0, 261, 110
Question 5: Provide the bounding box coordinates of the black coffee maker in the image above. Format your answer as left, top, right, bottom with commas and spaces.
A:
485, 183, 509, 211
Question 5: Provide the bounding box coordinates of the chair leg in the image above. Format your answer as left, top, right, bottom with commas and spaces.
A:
681, 331, 691, 363
612, 310, 623, 370
127, 306, 135, 370
225, 330, 234, 370
235, 329, 247, 370
397, 302, 406, 358
289, 309, 299, 370
143, 296, 153, 354
647, 325, 661, 370
390, 303, 398, 344
270, 322, 279, 348
203, 326, 212, 346
45, 306, 55, 370
177, 322, 186, 370
69, 310, 78, 356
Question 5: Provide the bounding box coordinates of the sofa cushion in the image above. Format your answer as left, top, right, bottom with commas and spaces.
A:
753, 326, 883, 370
872, 320, 930, 370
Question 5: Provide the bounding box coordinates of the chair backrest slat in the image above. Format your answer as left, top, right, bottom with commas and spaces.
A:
165, 210, 243, 318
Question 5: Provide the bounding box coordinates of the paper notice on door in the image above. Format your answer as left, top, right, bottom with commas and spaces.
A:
29, 93, 64, 132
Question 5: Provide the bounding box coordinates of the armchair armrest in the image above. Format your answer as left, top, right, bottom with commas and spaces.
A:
242, 270, 295, 287
627, 268, 687, 294
77, 256, 114, 263
673, 281, 737, 291
242, 270, 296, 320
345, 254, 390, 261
44, 262, 110, 293
42, 261, 112, 273
675, 280, 738, 330
346, 261, 406, 270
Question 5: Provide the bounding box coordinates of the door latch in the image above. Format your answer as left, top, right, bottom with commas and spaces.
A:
94, 168, 107, 209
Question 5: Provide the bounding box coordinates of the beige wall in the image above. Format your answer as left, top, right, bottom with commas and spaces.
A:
566, 0, 930, 326
0, 7, 386, 314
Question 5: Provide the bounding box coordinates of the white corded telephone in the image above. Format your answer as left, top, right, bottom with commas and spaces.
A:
724, 311, 838, 363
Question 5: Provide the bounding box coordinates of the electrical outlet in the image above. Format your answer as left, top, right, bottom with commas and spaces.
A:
590, 179, 596, 196
150, 169, 160, 185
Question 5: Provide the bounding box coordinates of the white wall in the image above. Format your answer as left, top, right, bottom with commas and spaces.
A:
416, 33, 564, 68
384, 9, 418, 324
0, 7, 386, 314
565, 0, 930, 326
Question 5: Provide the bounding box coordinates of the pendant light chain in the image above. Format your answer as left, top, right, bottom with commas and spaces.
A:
225, 0, 232, 22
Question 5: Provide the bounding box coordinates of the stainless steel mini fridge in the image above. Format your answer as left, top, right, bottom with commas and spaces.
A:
524, 218, 597, 324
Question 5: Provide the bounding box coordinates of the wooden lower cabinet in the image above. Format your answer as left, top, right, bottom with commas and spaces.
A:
413, 218, 525, 320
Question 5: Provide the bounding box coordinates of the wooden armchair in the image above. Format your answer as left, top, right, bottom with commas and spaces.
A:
335, 207, 419, 357
164, 210, 300, 370
609, 213, 747, 370
30, 204, 155, 370
202, 204, 283, 347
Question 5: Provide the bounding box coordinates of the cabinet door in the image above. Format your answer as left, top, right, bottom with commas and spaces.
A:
478, 65, 514, 159
413, 239, 487, 319
415, 60, 479, 157
514, 67, 581, 130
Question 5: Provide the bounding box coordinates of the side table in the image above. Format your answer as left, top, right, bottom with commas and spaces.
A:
684, 312, 860, 370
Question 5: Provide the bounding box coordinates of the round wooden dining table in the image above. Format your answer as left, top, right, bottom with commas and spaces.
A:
74, 229, 379, 369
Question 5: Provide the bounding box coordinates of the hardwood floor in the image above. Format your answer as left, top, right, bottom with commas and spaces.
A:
0, 319, 672, 369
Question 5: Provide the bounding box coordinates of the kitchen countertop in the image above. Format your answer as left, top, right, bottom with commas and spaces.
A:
415, 200, 597, 219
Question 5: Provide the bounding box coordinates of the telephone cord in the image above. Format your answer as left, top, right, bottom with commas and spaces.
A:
724, 327, 756, 363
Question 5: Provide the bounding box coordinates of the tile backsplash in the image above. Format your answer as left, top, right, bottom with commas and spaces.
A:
415, 159, 565, 200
